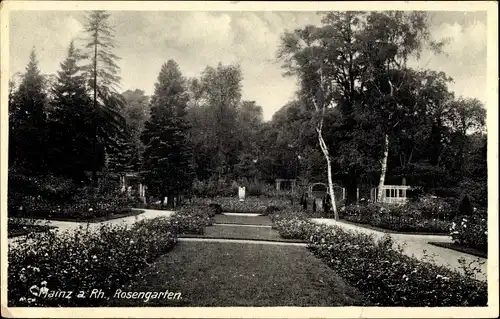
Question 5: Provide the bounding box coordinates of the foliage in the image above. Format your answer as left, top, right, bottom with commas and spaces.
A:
169, 205, 215, 234
118, 89, 150, 171
8, 218, 177, 306
451, 214, 487, 253
342, 201, 451, 234
9, 49, 48, 174
8, 204, 216, 306
190, 196, 295, 214
8, 170, 136, 220
141, 60, 195, 204
82, 10, 127, 179
47, 41, 95, 180
270, 212, 487, 306
269, 211, 316, 239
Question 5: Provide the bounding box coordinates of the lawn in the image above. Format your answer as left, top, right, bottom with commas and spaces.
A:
214, 214, 273, 226
109, 241, 365, 306
181, 224, 305, 243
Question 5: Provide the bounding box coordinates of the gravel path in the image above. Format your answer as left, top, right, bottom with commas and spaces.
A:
311, 218, 487, 281
8, 209, 174, 247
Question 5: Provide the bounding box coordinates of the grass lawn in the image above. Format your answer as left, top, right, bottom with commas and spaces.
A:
15, 209, 144, 223
214, 214, 273, 226
428, 241, 487, 259
182, 224, 306, 243
109, 241, 365, 306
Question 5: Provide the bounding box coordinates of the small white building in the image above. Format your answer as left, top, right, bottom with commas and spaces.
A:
370, 185, 410, 204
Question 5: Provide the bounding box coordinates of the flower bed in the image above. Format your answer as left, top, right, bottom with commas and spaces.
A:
341, 202, 451, 234
8, 206, 214, 307
270, 212, 487, 306
10, 192, 138, 222
192, 196, 295, 214
450, 214, 487, 253
269, 211, 315, 240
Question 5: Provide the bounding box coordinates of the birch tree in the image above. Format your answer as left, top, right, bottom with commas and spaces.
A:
278, 12, 369, 215
359, 12, 446, 202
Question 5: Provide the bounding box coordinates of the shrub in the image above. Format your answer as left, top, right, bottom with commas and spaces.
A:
342, 201, 451, 234
170, 206, 214, 234
414, 195, 453, 220
8, 205, 214, 307
270, 211, 316, 239
458, 195, 474, 216
451, 215, 487, 253
8, 218, 178, 307
213, 197, 295, 214
270, 213, 487, 306
191, 179, 235, 198
208, 203, 222, 214
10, 190, 134, 221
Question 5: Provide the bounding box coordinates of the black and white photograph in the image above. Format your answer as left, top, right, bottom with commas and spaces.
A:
1, 1, 498, 318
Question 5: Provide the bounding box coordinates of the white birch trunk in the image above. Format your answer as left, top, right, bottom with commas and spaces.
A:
377, 134, 390, 202
316, 127, 338, 220
312, 69, 338, 220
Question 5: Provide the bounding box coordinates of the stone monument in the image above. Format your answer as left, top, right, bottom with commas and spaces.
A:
238, 186, 246, 202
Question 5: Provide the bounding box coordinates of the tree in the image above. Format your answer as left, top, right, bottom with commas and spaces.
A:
278, 12, 370, 218
199, 63, 243, 179
141, 60, 195, 207
82, 10, 126, 182
120, 89, 150, 171
448, 97, 486, 174
48, 41, 94, 181
278, 11, 445, 210
355, 11, 446, 202
9, 49, 48, 173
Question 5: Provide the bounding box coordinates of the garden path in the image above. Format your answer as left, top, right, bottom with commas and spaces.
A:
8, 209, 174, 246
311, 218, 487, 281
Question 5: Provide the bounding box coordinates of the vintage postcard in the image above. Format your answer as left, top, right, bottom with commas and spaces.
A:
1, 1, 498, 318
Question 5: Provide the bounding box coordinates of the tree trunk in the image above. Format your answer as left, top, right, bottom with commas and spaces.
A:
317, 128, 338, 220
92, 33, 99, 187
377, 134, 390, 202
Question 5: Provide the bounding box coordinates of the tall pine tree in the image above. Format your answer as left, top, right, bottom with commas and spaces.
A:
82, 10, 126, 182
48, 41, 95, 181
9, 49, 48, 174
141, 60, 194, 206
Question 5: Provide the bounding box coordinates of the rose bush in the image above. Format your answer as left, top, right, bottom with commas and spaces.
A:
270, 211, 316, 240
342, 201, 451, 234
10, 190, 135, 221
169, 205, 215, 234
451, 214, 487, 253
9, 219, 177, 307
8, 205, 214, 307
216, 197, 295, 214
270, 212, 487, 306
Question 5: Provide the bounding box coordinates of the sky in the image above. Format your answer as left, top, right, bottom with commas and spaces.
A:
9, 10, 488, 121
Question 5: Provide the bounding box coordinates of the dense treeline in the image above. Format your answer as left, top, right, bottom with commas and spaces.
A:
8, 10, 487, 210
